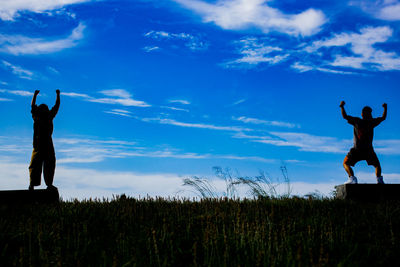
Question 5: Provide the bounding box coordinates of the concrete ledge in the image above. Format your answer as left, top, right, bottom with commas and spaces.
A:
0, 188, 59, 204
335, 184, 400, 201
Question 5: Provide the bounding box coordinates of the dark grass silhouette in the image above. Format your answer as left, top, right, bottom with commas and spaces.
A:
1, 197, 400, 266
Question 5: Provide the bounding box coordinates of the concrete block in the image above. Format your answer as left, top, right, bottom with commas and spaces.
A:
0, 188, 59, 204
335, 184, 400, 201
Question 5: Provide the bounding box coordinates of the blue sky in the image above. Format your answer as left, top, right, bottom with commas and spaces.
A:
1, 0, 400, 199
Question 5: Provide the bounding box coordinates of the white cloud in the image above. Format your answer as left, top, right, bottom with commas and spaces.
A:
234, 131, 352, 153
291, 62, 358, 75
304, 26, 400, 71
140, 117, 251, 132
1, 60, 34, 79
0, 98, 12, 101
0, 23, 85, 55
104, 109, 132, 117
351, 0, 400, 21
0, 157, 340, 200
233, 116, 300, 129
223, 37, 289, 68
99, 89, 132, 99
0, 0, 89, 21
168, 99, 191, 105
47, 66, 60, 74
378, 2, 400, 20
62, 89, 151, 108
160, 106, 189, 112
5, 89, 34, 96
231, 99, 246, 106
61, 92, 90, 98
143, 46, 160, 52
374, 140, 400, 155
172, 0, 326, 36
144, 30, 208, 51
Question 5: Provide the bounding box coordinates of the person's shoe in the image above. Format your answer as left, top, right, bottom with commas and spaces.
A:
345, 176, 358, 184
377, 176, 385, 184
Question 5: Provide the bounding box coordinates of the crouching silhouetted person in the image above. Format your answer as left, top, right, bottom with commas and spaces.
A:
28, 90, 60, 191
340, 101, 387, 184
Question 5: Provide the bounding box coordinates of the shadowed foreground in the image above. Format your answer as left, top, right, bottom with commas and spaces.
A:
1, 197, 399, 266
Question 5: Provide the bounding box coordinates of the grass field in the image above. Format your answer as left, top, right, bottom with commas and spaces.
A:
1, 197, 399, 266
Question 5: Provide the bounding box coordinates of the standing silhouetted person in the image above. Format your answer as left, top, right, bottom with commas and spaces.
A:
29, 90, 60, 191
340, 101, 387, 184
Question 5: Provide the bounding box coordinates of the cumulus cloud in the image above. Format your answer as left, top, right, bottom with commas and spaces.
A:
0, 0, 89, 21
304, 26, 400, 71
172, 0, 326, 36
1, 60, 34, 79
351, 0, 400, 21
0, 23, 85, 55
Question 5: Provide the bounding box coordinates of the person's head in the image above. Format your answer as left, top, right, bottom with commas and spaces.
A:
38, 104, 49, 116
362, 106, 372, 119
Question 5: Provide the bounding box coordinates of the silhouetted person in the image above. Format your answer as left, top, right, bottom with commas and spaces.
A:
340, 101, 387, 184
29, 90, 60, 191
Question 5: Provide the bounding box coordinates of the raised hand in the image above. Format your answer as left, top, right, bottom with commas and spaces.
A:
34, 90, 40, 95
56, 89, 60, 95
340, 101, 345, 108
382, 103, 387, 108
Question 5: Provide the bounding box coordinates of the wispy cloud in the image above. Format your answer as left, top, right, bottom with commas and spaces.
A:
1, 60, 34, 79
140, 117, 251, 132
104, 109, 133, 117
233, 116, 300, 129
291, 62, 358, 75
0, 0, 89, 21
0, 23, 85, 55
142, 46, 160, 53
172, 0, 326, 36
168, 99, 191, 105
234, 131, 352, 153
62, 89, 151, 107
374, 140, 400, 155
160, 106, 189, 112
231, 99, 246, 106
304, 26, 400, 71
144, 30, 208, 51
0, 98, 12, 101
223, 37, 289, 68
0, 89, 33, 97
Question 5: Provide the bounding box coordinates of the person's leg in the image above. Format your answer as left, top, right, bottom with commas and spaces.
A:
28, 149, 43, 189
375, 164, 382, 177
367, 151, 384, 184
43, 152, 56, 187
343, 157, 354, 177
343, 150, 358, 184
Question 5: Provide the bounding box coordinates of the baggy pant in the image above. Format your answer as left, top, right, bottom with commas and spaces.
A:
29, 146, 56, 187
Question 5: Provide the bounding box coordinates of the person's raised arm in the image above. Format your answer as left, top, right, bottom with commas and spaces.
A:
381, 103, 387, 121
51, 89, 61, 117
31, 90, 39, 108
340, 101, 348, 120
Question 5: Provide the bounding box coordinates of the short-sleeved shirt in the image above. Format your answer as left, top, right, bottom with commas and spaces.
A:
32, 105, 58, 150
346, 116, 384, 150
